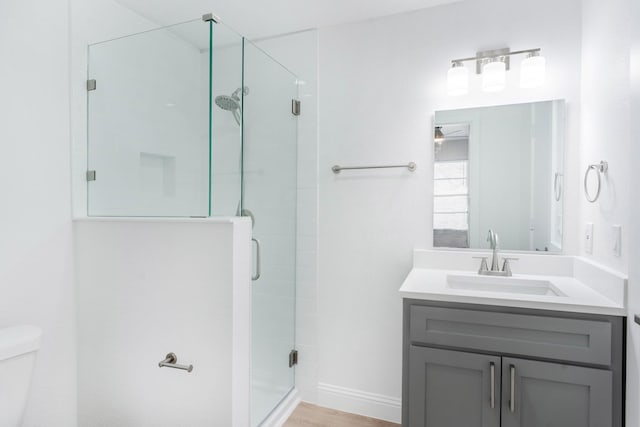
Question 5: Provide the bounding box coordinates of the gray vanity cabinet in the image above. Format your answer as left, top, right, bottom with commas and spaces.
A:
408, 346, 500, 427
500, 357, 612, 427
402, 300, 624, 427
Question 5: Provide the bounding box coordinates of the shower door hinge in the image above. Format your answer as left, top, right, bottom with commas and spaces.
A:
291, 99, 301, 116
87, 79, 96, 91
86, 170, 96, 181
288, 349, 298, 368
202, 13, 220, 23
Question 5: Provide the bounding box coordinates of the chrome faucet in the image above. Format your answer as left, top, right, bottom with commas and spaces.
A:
487, 229, 500, 272
474, 229, 518, 277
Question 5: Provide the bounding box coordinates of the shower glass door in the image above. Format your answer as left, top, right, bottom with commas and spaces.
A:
242, 39, 298, 426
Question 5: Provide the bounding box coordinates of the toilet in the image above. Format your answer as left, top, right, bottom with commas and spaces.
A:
0, 325, 42, 427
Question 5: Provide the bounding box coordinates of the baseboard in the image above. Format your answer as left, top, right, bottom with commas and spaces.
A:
317, 382, 401, 423
261, 388, 301, 427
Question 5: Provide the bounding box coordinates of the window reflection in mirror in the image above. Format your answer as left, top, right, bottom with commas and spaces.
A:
434, 124, 470, 248
433, 100, 565, 252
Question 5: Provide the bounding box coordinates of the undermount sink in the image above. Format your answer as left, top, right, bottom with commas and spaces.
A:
446, 274, 566, 297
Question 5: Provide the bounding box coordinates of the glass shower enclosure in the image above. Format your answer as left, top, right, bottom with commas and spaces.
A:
86, 16, 297, 426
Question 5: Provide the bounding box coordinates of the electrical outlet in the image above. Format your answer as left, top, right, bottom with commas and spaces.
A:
585, 223, 594, 254
612, 225, 622, 257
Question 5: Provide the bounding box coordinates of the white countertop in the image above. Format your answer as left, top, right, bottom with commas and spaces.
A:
400, 250, 627, 316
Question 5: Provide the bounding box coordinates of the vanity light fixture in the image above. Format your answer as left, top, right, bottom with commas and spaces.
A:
447, 47, 545, 94
520, 51, 546, 88
482, 58, 507, 92
447, 62, 469, 96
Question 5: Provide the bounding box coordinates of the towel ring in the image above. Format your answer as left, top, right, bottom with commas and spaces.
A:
553, 172, 563, 202
584, 161, 608, 203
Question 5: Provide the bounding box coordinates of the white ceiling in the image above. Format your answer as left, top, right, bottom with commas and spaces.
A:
114, 0, 463, 40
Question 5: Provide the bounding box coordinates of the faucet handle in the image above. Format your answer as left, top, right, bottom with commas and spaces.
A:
473, 256, 489, 274
501, 257, 519, 276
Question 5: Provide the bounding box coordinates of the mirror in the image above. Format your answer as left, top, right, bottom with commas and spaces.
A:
433, 100, 565, 252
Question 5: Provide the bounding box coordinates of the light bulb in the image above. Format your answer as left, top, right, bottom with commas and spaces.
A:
520, 53, 546, 88
482, 60, 506, 92
447, 63, 468, 96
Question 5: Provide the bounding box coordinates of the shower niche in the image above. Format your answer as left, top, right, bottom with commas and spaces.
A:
83, 15, 299, 427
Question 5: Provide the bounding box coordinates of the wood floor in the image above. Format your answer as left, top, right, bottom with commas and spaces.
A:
283, 402, 400, 427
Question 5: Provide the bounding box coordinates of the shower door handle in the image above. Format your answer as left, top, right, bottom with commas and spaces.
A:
252, 237, 261, 281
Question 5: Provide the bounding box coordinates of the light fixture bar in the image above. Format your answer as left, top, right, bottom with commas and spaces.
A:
450, 48, 541, 72
475, 48, 511, 74
445, 47, 545, 95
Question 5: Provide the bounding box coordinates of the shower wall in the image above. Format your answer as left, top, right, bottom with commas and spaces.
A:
70, 4, 252, 426
74, 218, 251, 426
72, 4, 302, 426
210, 32, 244, 216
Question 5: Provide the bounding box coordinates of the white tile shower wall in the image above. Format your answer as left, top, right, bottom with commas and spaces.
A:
256, 30, 319, 404
318, 0, 582, 421
210, 38, 243, 216
0, 1, 76, 425
74, 219, 251, 426
580, 0, 631, 273
626, 0, 639, 424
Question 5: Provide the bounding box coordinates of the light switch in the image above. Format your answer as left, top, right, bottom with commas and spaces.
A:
612, 225, 622, 257
585, 223, 594, 254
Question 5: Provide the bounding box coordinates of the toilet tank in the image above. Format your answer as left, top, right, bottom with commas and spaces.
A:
0, 325, 42, 427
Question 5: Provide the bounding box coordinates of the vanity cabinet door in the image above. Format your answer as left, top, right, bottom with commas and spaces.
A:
407, 346, 500, 427
500, 357, 612, 427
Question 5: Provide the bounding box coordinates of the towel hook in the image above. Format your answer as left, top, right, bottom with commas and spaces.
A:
584, 161, 608, 203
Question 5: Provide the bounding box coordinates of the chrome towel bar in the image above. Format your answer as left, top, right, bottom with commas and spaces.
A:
158, 352, 193, 372
332, 162, 417, 174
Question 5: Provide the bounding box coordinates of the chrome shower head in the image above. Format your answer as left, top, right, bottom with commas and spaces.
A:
215, 87, 249, 125
215, 94, 240, 111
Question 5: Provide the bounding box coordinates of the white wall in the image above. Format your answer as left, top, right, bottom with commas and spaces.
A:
579, 2, 635, 424
579, 0, 631, 274
74, 219, 251, 426
626, 0, 639, 423
0, 1, 77, 426
317, 0, 582, 421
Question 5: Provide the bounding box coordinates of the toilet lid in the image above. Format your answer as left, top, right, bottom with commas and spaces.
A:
0, 325, 42, 361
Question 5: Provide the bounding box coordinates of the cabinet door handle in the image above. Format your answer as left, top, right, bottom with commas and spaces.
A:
509, 364, 516, 412
490, 362, 495, 409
